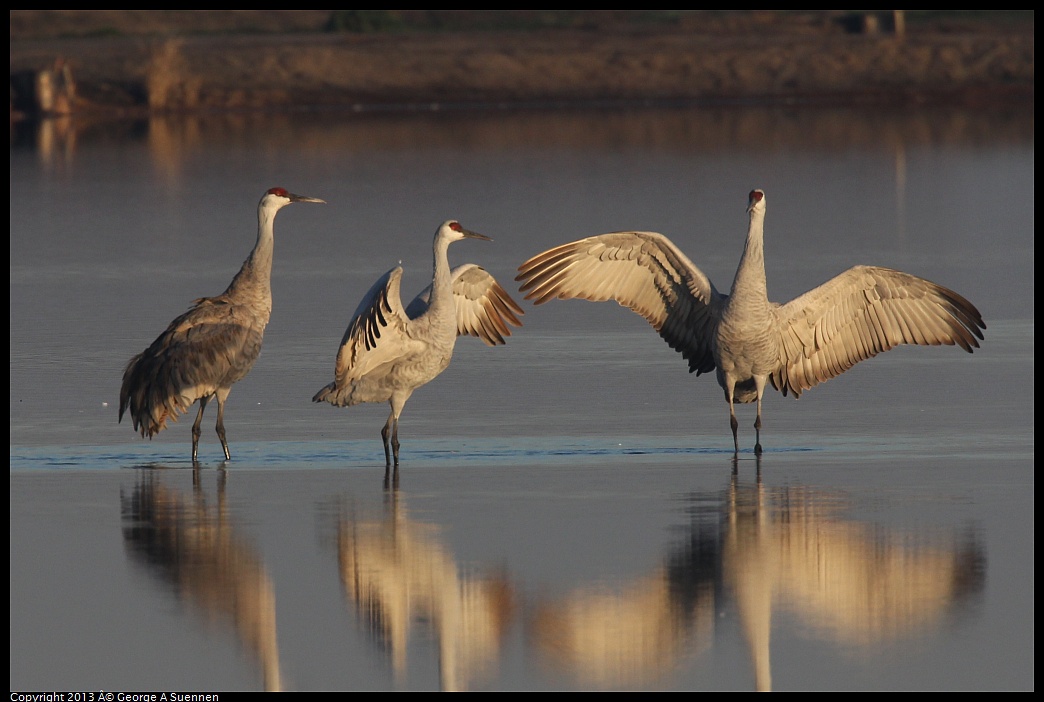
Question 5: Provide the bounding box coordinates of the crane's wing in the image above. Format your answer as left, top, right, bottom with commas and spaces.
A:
516, 231, 725, 375
119, 295, 265, 436
772, 265, 985, 397
452, 264, 525, 345
406, 264, 525, 346
331, 267, 423, 386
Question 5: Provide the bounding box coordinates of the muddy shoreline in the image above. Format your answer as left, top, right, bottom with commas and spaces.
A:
10, 12, 1034, 118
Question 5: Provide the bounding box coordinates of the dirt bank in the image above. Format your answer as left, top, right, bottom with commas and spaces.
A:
9, 11, 1034, 118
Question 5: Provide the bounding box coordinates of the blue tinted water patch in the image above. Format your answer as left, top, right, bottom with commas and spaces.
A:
10, 445, 161, 471
11, 437, 828, 472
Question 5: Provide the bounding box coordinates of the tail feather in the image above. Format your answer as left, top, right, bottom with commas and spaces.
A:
313, 381, 361, 407
312, 382, 337, 404
119, 351, 190, 438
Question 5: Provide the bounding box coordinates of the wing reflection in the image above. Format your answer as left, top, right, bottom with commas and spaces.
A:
526, 501, 720, 690
336, 491, 514, 691
528, 554, 718, 689
120, 469, 283, 692
722, 474, 985, 691
525, 472, 984, 691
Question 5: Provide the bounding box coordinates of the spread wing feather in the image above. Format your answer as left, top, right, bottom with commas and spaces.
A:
516, 231, 725, 374
326, 267, 422, 393
449, 264, 524, 345
406, 264, 524, 346
772, 265, 985, 397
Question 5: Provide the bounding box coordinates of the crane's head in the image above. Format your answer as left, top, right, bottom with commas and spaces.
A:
747, 189, 765, 214
261, 187, 326, 211
438, 220, 492, 243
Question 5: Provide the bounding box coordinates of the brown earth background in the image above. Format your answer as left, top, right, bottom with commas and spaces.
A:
9, 10, 1035, 118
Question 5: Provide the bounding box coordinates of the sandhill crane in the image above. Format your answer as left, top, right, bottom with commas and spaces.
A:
313, 220, 523, 468
516, 189, 985, 455
119, 187, 325, 462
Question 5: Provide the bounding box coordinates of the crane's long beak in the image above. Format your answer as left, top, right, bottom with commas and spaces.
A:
289, 193, 326, 204
463, 229, 492, 242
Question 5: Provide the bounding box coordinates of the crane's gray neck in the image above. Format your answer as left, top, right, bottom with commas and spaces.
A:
730, 206, 768, 302
225, 203, 277, 302
427, 231, 454, 314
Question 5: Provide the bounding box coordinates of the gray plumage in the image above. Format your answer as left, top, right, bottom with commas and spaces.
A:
119, 187, 325, 462
516, 189, 985, 454
313, 220, 523, 467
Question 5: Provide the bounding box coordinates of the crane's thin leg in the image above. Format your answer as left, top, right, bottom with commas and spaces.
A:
384, 395, 407, 468
725, 382, 740, 454
191, 397, 210, 463
753, 376, 768, 456
214, 388, 232, 461
381, 412, 395, 468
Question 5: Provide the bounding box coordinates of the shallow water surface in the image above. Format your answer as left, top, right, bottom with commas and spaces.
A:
9, 104, 1034, 691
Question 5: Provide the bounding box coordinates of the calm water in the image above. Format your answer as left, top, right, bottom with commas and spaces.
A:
10, 103, 1033, 691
